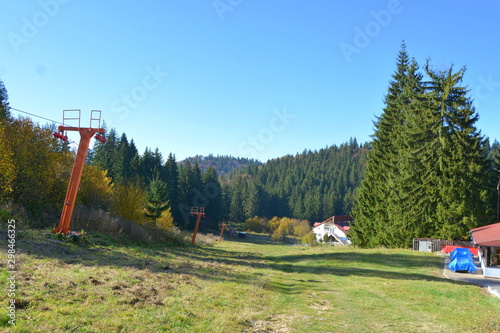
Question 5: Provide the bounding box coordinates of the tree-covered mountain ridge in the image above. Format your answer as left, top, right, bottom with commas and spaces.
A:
224, 139, 370, 223
179, 154, 262, 176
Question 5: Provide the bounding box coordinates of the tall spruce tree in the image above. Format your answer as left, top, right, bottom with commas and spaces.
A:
202, 166, 224, 227
423, 64, 492, 239
229, 176, 246, 222
351, 43, 424, 247
352, 45, 493, 248
165, 153, 181, 224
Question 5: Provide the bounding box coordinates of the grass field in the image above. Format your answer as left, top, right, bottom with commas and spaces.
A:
2, 230, 500, 332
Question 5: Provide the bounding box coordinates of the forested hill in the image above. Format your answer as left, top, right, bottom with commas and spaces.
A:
180, 155, 262, 176
225, 139, 369, 222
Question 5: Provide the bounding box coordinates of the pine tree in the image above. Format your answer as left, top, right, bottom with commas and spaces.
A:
0, 79, 11, 122
352, 45, 494, 247
111, 133, 130, 184
202, 166, 224, 228
351, 43, 423, 247
143, 178, 169, 227
229, 176, 246, 222
177, 161, 194, 227
244, 182, 262, 219
165, 153, 181, 224
91, 127, 118, 180
423, 64, 492, 239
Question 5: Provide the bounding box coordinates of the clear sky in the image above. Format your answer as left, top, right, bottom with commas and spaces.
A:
1, 0, 499, 162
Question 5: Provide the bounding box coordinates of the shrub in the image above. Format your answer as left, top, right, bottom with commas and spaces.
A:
71, 205, 187, 245
301, 232, 317, 246
323, 234, 330, 244
244, 216, 269, 233
293, 220, 311, 238
78, 165, 113, 210
157, 207, 175, 231
111, 182, 147, 224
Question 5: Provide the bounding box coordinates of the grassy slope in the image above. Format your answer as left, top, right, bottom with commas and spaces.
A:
2, 231, 500, 333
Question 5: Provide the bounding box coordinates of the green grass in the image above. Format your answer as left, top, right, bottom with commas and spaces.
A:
2, 231, 500, 332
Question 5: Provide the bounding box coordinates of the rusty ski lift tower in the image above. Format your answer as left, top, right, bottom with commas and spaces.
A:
52, 110, 106, 234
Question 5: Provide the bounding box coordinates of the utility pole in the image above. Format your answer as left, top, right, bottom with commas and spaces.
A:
190, 207, 206, 245
52, 110, 106, 234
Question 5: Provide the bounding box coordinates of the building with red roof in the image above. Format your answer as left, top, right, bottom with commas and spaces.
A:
470, 222, 500, 278
312, 215, 353, 245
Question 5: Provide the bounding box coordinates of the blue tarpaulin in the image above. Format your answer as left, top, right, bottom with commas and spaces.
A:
448, 257, 477, 273
450, 248, 473, 261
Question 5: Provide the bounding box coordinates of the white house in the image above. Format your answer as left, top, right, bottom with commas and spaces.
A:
312, 215, 353, 245
470, 222, 500, 279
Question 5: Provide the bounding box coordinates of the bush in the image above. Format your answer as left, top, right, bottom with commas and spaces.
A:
111, 182, 147, 224
157, 207, 175, 231
293, 220, 311, 238
72, 205, 186, 245
78, 165, 113, 210
244, 216, 269, 233
245, 216, 312, 241
301, 232, 317, 246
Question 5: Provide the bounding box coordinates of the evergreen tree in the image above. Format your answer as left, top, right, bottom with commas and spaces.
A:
244, 182, 262, 219
128, 139, 141, 181
92, 127, 118, 180
0, 79, 10, 122
178, 161, 194, 227
229, 176, 246, 222
111, 133, 130, 184
140, 147, 164, 186
143, 178, 169, 226
202, 166, 224, 228
351, 44, 494, 248
164, 153, 181, 224
191, 161, 203, 198
351, 43, 423, 247
423, 64, 492, 239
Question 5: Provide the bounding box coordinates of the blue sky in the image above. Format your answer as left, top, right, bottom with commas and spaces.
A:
2, 0, 499, 162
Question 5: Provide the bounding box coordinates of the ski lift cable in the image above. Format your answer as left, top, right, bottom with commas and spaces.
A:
10, 107, 82, 145
10, 107, 64, 125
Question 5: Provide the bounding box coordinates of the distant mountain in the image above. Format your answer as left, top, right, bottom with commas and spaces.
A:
223, 139, 370, 222
179, 154, 262, 176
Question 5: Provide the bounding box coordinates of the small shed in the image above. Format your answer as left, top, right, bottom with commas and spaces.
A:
470, 222, 500, 279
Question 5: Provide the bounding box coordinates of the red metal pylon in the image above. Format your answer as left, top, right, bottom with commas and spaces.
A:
190, 207, 206, 245
218, 222, 227, 242
52, 110, 105, 234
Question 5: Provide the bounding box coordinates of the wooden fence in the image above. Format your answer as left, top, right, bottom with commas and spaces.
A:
412, 238, 476, 252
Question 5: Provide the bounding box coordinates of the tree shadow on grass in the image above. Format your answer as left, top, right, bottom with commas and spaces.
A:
223, 232, 297, 245
166, 245, 470, 288
13, 231, 472, 296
